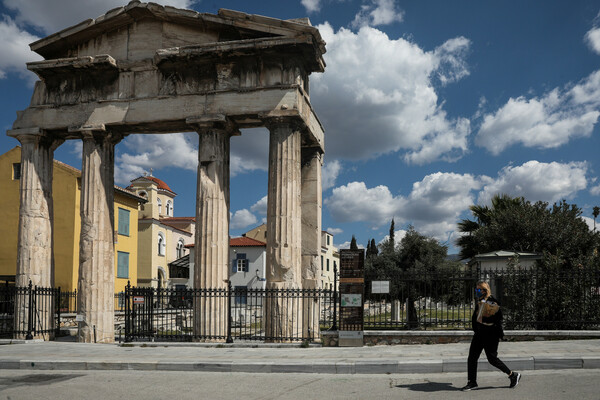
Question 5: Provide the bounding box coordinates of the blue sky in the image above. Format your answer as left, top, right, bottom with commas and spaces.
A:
1, 0, 599, 253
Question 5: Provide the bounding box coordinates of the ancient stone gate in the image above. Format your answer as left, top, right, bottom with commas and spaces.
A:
9, 1, 326, 342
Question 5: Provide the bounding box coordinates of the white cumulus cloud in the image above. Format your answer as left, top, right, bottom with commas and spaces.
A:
325, 227, 343, 235
476, 71, 600, 155
351, 0, 404, 28
312, 23, 471, 165
250, 196, 268, 216
4, 0, 193, 34
325, 172, 481, 240
114, 133, 198, 185
322, 159, 342, 190
477, 161, 588, 205
585, 13, 600, 55
301, 0, 321, 13
230, 209, 258, 230
0, 15, 41, 83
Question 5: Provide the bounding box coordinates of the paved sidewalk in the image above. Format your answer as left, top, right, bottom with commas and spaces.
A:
1, 339, 599, 374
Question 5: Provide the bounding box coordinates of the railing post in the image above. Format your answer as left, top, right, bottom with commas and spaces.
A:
25, 280, 33, 340
226, 280, 233, 343
331, 264, 338, 331
56, 286, 61, 337
124, 280, 130, 342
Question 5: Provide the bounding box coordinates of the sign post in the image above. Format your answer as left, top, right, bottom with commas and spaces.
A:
338, 249, 364, 347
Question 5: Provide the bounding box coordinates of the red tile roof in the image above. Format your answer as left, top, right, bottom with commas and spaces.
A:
184, 237, 267, 248
161, 217, 195, 222
128, 176, 176, 194
230, 237, 266, 247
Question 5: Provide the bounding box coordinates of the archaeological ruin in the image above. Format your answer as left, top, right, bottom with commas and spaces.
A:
9, 1, 326, 342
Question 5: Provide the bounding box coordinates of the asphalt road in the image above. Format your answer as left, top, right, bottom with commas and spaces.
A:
0, 369, 598, 400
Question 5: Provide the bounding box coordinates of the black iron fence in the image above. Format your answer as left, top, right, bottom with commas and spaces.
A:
124, 282, 336, 342
59, 290, 126, 314
363, 265, 600, 331
0, 281, 60, 339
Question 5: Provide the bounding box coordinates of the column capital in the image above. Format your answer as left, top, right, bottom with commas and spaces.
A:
71, 125, 124, 145
261, 114, 304, 133
9, 128, 64, 151
187, 114, 240, 136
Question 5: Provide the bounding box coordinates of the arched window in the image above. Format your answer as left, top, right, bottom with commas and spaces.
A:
138, 191, 147, 199
166, 200, 173, 217
158, 232, 166, 256
157, 198, 162, 215
176, 239, 185, 259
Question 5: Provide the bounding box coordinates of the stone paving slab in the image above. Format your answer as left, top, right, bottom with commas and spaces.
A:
0, 339, 599, 374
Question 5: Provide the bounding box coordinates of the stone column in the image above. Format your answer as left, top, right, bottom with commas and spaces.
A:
192, 120, 232, 340
301, 147, 323, 340
264, 118, 302, 341
10, 129, 62, 340
77, 129, 121, 343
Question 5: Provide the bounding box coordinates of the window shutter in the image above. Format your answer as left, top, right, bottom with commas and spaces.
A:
232, 260, 237, 273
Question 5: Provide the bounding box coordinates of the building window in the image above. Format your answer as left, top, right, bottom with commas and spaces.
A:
176, 239, 185, 259
326, 259, 330, 272
327, 235, 330, 246
158, 232, 166, 256
232, 253, 248, 273
321, 255, 324, 271
13, 163, 21, 180
117, 251, 129, 278
157, 198, 162, 215
118, 208, 130, 236
166, 200, 173, 216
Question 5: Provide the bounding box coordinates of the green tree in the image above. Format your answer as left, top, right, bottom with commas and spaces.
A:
350, 235, 358, 250
456, 194, 599, 268
593, 206, 600, 232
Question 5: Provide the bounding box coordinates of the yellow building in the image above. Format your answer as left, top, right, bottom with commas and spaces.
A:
127, 175, 194, 288
0, 146, 145, 294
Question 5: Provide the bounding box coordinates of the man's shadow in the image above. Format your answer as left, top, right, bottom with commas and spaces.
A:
396, 382, 497, 392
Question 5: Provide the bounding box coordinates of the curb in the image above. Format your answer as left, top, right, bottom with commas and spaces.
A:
1, 357, 599, 374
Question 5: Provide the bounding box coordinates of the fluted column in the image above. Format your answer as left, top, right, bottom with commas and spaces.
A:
11, 129, 63, 340
193, 123, 231, 339
264, 118, 302, 341
301, 147, 323, 340
77, 129, 121, 343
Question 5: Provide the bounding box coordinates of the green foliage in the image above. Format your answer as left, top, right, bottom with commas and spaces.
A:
350, 235, 358, 250
500, 253, 600, 329
457, 195, 600, 268
364, 223, 465, 328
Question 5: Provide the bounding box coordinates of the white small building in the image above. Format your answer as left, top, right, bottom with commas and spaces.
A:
229, 236, 267, 291
469, 250, 542, 271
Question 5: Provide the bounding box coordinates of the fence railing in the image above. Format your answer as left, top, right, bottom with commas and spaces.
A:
59, 290, 126, 314
363, 265, 600, 331
0, 281, 60, 339
124, 283, 336, 343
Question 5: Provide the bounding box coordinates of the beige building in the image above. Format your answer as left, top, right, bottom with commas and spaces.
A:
320, 231, 339, 290
127, 175, 195, 288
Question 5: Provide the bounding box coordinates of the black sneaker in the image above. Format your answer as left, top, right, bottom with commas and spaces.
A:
461, 382, 478, 391
509, 372, 521, 388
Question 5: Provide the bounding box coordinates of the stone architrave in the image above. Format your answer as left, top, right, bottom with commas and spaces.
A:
191, 117, 234, 339
264, 118, 303, 341
9, 129, 62, 339
301, 147, 323, 340
77, 128, 121, 343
